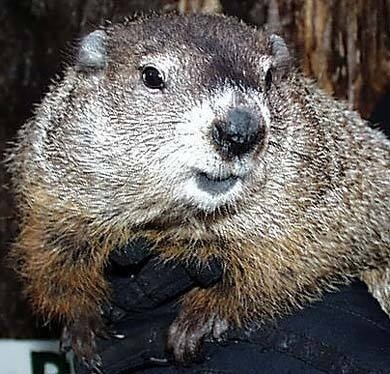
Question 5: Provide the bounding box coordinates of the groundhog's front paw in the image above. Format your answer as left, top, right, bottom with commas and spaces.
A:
60, 319, 103, 373
167, 309, 229, 363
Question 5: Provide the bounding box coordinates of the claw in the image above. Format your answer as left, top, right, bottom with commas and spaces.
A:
61, 317, 104, 370
81, 355, 103, 374
59, 325, 72, 353
167, 312, 229, 364
212, 317, 229, 340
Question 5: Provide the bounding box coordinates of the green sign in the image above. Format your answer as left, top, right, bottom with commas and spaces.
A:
31, 351, 71, 374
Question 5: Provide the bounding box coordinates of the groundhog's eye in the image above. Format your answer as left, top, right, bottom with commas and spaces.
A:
142, 66, 165, 90
265, 69, 272, 91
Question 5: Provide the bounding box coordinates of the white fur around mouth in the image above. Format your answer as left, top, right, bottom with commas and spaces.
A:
180, 171, 244, 211
196, 172, 238, 195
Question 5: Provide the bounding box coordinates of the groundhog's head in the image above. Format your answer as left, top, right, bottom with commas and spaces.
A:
14, 14, 292, 229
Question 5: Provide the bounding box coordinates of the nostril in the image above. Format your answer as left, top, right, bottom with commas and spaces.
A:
212, 121, 224, 149
212, 109, 261, 158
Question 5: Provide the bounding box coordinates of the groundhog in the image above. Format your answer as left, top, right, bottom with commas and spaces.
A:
7, 12, 390, 368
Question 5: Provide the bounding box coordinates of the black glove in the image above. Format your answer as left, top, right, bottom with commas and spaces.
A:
75, 238, 390, 374
74, 238, 223, 374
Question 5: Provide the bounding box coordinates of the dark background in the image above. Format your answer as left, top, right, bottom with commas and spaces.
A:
0, 0, 389, 339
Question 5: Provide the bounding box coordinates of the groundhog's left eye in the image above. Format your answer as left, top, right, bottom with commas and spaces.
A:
142, 66, 165, 90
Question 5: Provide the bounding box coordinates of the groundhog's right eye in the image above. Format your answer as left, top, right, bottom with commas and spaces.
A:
142, 66, 165, 90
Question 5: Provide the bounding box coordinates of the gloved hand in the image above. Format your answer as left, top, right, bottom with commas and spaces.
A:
74, 238, 223, 374
75, 238, 390, 374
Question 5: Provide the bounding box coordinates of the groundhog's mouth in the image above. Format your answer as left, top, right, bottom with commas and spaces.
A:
196, 172, 238, 195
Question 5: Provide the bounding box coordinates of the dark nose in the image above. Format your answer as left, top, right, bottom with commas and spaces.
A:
212, 108, 261, 158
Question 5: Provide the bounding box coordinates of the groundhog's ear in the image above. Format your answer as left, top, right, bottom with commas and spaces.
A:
76, 30, 107, 71
269, 34, 291, 80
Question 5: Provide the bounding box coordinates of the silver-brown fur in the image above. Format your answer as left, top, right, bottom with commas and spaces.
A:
7, 13, 390, 365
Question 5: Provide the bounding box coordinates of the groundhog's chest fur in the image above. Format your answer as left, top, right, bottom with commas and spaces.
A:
7, 13, 390, 364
